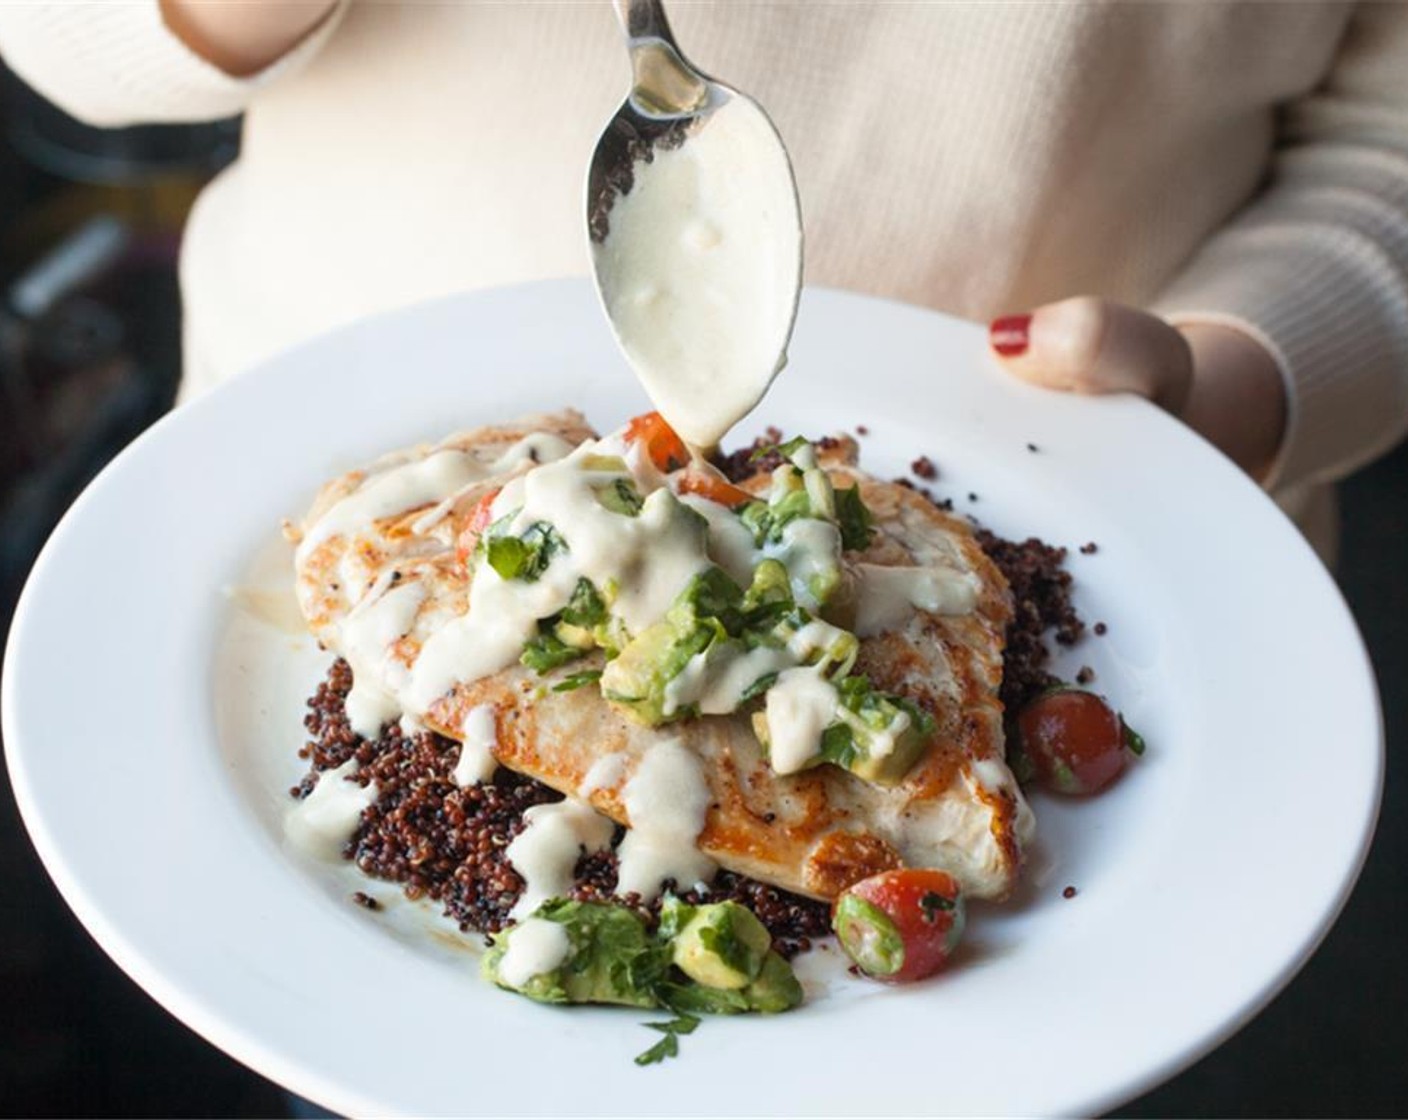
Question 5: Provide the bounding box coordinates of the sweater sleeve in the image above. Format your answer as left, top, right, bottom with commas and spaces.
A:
0, 1, 345, 128
1153, 2, 1408, 491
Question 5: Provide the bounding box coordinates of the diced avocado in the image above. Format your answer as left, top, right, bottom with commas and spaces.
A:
551, 580, 610, 652
553, 621, 597, 650
842, 716, 929, 786
600, 568, 746, 725
594, 477, 644, 516
602, 557, 861, 726
600, 615, 712, 725
741, 951, 805, 1013
740, 558, 793, 629
833, 677, 934, 786
482, 899, 665, 1009
658, 950, 803, 1015
665, 899, 772, 991
579, 453, 629, 472
754, 675, 932, 786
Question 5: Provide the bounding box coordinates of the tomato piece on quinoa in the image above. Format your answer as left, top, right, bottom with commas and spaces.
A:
832, 868, 965, 983
1015, 687, 1144, 795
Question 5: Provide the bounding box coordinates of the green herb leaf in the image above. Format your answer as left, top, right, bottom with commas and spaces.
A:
552, 669, 603, 693
817, 722, 858, 769
597, 477, 644, 517
633, 1012, 700, 1066
834, 484, 875, 552
634, 1034, 677, 1066
521, 630, 587, 673
560, 578, 608, 628
647, 1013, 700, 1036
739, 672, 779, 703
1122, 719, 1147, 757
777, 435, 811, 462
485, 535, 529, 580
485, 521, 567, 582
919, 891, 956, 924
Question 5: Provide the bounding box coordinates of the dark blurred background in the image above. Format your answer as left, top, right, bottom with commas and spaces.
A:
0, 60, 1405, 1120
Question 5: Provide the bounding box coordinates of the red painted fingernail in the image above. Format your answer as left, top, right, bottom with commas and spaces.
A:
990, 314, 1031, 357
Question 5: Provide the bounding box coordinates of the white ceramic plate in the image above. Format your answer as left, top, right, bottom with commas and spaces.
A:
3, 281, 1382, 1117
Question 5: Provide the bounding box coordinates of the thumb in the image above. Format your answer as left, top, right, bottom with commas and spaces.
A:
989, 297, 1192, 413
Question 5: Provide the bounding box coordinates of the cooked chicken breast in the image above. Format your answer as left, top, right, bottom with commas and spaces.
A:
289, 413, 1034, 901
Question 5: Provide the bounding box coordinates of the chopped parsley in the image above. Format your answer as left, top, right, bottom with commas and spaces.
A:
920, 891, 956, 924
520, 629, 586, 673
634, 1012, 701, 1067
834, 483, 874, 551
552, 669, 603, 693
484, 520, 567, 582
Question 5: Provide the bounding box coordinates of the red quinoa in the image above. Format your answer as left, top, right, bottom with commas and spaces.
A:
973, 529, 1085, 713
711, 426, 786, 481
295, 661, 829, 955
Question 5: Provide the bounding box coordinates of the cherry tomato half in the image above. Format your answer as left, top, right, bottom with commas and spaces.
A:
832, 868, 965, 983
676, 467, 753, 509
624, 411, 690, 473
454, 485, 502, 566
1015, 687, 1144, 796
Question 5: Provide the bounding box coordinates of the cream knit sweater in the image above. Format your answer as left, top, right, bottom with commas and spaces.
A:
2, 1, 1407, 506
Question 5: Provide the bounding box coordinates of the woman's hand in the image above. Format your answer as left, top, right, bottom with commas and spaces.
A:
989, 297, 1288, 482
160, 0, 338, 77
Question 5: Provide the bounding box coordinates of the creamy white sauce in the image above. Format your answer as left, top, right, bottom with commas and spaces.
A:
296, 449, 485, 563
506, 799, 615, 919
664, 644, 794, 717
853, 563, 978, 638
616, 738, 716, 900
515, 448, 710, 635
405, 441, 713, 710
414, 433, 575, 535
786, 618, 852, 663
581, 751, 629, 797
496, 431, 578, 471
679, 493, 760, 587
497, 917, 571, 987
452, 703, 499, 786
593, 99, 801, 448
285, 759, 377, 861
841, 704, 912, 762
764, 668, 839, 774
338, 577, 426, 737
765, 518, 842, 611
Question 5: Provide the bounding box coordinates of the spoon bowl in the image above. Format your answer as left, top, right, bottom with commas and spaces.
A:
586, 0, 803, 450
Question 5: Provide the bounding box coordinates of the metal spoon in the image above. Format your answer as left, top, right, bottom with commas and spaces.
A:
586, 0, 803, 449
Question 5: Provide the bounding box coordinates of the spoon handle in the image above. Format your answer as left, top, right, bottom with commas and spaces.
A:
612, 0, 708, 116
612, 0, 677, 45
